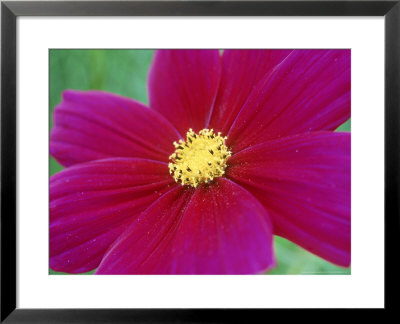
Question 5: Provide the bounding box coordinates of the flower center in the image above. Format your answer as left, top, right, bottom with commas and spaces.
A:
168, 128, 232, 188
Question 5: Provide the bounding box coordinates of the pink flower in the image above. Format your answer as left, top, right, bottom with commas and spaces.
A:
50, 49, 350, 274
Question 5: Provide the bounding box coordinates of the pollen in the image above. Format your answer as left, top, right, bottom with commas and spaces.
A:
168, 128, 232, 188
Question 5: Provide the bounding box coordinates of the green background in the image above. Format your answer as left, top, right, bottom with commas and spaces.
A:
49, 50, 351, 275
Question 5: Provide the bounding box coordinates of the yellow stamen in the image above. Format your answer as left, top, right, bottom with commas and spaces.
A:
168, 128, 232, 188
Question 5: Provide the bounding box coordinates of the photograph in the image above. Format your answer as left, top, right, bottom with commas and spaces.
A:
49, 49, 351, 275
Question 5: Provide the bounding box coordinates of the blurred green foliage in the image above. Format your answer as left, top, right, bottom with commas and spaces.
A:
336, 118, 351, 132
49, 50, 350, 275
49, 49, 154, 176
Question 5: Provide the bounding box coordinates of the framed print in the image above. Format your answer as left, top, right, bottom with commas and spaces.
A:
1, 0, 399, 321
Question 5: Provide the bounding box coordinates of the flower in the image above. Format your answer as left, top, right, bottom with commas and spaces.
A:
50, 49, 351, 274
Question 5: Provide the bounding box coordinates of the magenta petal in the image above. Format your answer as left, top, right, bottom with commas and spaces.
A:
95, 186, 192, 274
226, 132, 351, 266
227, 50, 351, 152
148, 50, 221, 136
50, 158, 175, 273
208, 49, 292, 133
50, 90, 180, 167
96, 178, 275, 274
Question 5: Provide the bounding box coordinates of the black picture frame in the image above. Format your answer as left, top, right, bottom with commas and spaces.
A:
1, 0, 399, 322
